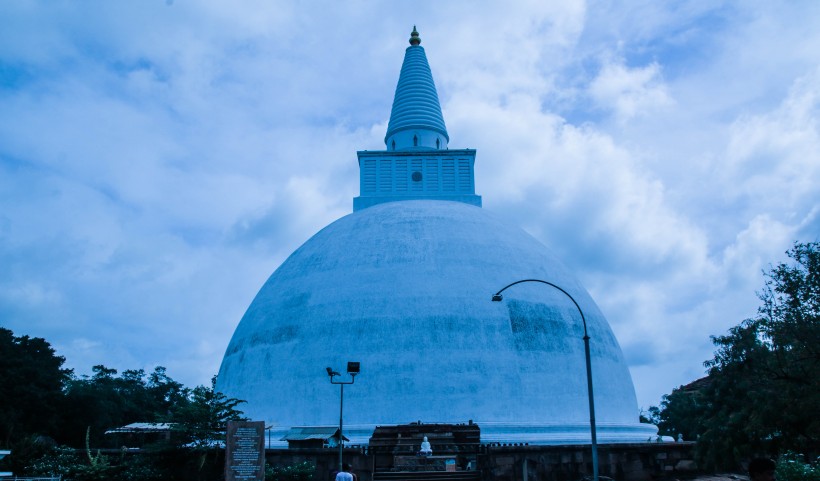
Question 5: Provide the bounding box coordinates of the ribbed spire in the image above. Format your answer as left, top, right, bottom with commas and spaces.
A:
353, 27, 480, 211
384, 27, 449, 151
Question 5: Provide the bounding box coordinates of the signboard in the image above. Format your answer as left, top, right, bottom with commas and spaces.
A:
225, 421, 265, 481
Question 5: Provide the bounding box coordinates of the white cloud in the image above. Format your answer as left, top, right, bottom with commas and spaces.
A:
589, 59, 673, 121
1, 0, 818, 410
0, 282, 63, 307
725, 67, 820, 215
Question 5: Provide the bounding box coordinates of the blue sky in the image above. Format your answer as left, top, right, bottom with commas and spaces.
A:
1, 0, 818, 411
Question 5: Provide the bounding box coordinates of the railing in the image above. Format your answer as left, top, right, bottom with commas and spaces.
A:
0, 477, 62, 481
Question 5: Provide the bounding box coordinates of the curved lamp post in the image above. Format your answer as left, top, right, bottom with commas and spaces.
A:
492, 279, 599, 481
327, 361, 360, 472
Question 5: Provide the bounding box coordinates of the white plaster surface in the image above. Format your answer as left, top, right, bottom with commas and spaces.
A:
217, 200, 657, 444
385, 45, 449, 150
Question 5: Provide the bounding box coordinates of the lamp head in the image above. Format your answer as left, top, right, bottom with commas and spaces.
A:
491, 294, 503, 302
326, 367, 338, 377
347, 361, 360, 375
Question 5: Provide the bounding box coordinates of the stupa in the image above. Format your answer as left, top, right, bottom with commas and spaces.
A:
216, 27, 657, 446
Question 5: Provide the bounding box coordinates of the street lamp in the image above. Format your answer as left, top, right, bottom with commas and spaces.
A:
492, 279, 599, 481
326, 361, 360, 472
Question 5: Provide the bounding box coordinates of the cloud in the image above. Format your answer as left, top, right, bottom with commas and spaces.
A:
1, 0, 818, 411
589, 59, 673, 121
725, 67, 820, 217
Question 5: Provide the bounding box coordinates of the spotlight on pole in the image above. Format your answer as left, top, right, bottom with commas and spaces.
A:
326, 362, 360, 473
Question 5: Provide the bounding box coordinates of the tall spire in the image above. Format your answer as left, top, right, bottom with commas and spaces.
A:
384, 27, 449, 151
353, 28, 480, 212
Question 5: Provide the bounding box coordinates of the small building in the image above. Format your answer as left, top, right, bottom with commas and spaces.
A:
105, 422, 176, 448
280, 426, 348, 450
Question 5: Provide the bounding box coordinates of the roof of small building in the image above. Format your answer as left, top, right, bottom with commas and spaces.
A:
105, 422, 175, 434
280, 426, 349, 442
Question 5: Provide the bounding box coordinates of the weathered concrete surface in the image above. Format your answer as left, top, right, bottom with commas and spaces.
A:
217, 200, 656, 445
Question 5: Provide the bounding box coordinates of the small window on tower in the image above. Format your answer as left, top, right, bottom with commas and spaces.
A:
413, 135, 418, 146
436, 138, 440, 149
392, 140, 396, 150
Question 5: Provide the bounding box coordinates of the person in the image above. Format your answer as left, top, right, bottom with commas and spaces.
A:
335, 463, 354, 481
748, 458, 776, 481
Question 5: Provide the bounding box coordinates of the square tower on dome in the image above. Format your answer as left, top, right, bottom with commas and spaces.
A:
353, 149, 480, 211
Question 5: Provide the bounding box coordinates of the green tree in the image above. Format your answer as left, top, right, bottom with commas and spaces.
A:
0, 328, 72, 447
162, 376, 246, 480
653, 241, 820, 469
171, 376, 247, 448
147, 366, 188, 418
59, 365, 189, 447
650, 377, 709, 442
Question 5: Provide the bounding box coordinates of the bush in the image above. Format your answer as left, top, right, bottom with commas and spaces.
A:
266, 460, 315, 481
25, 445, 83, 478
777, 453, 820, 481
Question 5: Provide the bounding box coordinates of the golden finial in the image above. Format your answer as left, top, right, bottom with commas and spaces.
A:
409, 25, 421, 46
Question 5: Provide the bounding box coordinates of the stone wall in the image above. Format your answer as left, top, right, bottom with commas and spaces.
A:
265, 447, 371, 481
477, 442, 697, 481
263, 442, 697, 481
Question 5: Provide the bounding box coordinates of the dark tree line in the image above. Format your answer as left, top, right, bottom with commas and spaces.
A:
649, 241, 819, 470
0, 328, 72, 447
0, 328, 247, 478
0, 331, 245, 450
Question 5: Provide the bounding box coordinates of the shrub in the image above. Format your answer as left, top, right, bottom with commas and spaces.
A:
266, 460, 315, 481
776, 453, 820, 481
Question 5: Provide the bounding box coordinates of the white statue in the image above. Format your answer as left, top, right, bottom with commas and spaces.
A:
419, 436, 432, 455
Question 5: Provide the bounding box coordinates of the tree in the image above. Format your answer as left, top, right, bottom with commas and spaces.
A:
650, 376, 710, 443
59, 365, 189, 447
0, 328, 72, 447
9, 368, 243, 481
146, 366, 188, 418
171, 376, 247, 448
653, 241, 819, 469
159, 377, 247, 481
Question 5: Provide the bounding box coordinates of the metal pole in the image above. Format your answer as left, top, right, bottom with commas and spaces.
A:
492, 279, 599, 481
339, 382, 344, 472
327, 365, 357, 474
583, 334, 599, 481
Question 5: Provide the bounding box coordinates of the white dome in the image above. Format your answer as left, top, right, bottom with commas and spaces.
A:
216, 200, 656, 445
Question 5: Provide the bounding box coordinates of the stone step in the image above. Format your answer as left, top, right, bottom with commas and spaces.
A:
372, 471, 481, 481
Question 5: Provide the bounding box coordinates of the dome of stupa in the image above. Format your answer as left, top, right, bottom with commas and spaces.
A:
216, 28, 656, 445
217, 200, 655, 445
